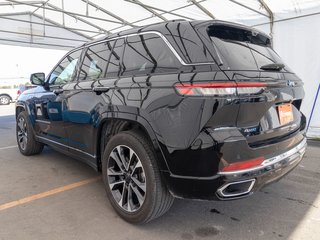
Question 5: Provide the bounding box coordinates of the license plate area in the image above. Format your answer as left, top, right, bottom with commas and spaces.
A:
278, 103, 294, 125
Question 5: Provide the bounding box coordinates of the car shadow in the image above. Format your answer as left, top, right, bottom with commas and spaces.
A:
1, 113, 319, 240
39, 139, 319, 240
142, 145, 320, 239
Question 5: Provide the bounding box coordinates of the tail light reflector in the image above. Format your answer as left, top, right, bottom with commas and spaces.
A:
221, 157, 265, 172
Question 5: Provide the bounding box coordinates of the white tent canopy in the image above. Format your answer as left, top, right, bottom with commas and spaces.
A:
0, 0, 319, 48
0, 0, 319, 137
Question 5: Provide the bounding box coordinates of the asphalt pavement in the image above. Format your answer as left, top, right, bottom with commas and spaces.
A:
0, 103, 319, 240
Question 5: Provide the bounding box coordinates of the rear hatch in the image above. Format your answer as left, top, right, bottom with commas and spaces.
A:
207, 24, 305, 147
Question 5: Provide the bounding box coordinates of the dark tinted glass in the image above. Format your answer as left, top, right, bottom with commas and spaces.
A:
107, 39, 124, 78
250, 44, 291, 71
208, 25, 271, 46
212, 38, 257, 70
163, 22, 215, 64
79, 41, 114, 81
207, 25, 289, 71
122, 34, 180, 76
49, 50, 82, 85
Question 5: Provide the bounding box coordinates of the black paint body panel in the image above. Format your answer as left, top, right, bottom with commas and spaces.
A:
16, 20, 306, 200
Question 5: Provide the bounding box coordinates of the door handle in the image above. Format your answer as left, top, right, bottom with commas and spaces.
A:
92, 86, 110, 95
53, 89, 64, 95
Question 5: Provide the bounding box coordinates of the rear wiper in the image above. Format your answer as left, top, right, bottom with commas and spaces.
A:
260, 63, 285, 71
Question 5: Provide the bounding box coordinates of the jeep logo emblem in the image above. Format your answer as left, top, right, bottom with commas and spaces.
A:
287, 80, 296, 87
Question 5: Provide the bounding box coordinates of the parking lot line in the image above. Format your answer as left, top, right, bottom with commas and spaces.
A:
0, 176, 101, 211
0, 145, 17, 150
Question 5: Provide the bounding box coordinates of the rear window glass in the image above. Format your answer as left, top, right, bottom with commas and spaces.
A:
164, 22, 215, 64
122, 33, 180, 76
208, 25, 291, 71
107, 39, 124, 78
209, 25, 271, 46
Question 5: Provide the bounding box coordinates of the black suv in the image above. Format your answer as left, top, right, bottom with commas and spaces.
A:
16, 20, 307, 223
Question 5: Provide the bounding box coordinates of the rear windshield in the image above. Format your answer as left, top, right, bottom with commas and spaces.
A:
208, 25, 291, 72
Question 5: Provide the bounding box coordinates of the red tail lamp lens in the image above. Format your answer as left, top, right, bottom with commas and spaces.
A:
221, 157, 265, 172
175, 82, 266, 96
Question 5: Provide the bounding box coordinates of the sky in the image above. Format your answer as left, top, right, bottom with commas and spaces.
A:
0, 44, 66, 86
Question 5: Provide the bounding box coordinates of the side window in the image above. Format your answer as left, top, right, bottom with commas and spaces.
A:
107, 39, 124, 78
122, 34, 180, 76
79, 41, 114, 81
49, 50, 82, 85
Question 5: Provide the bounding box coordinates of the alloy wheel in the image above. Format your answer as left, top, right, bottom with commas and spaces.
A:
17, 117, 28, 150
107, 145, 146, 213
0, 97, 9, 105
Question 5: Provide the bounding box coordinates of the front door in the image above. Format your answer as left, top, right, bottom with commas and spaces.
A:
34, 49, 83, 147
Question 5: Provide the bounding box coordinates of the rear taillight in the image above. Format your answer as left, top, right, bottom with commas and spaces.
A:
174, 82, 266, 96
17, 90, 21, 96
220, 157, 265, 173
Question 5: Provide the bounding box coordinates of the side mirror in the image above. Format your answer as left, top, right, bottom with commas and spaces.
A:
30, 72, 45, 86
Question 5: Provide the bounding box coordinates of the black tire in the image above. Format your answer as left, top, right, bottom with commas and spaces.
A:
16, 111, 44, 156
102, 130, 174, 224
0, 95, 10, 105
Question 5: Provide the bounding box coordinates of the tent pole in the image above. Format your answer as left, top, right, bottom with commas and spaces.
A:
126, 0, 168, 21
42, 3, 45, 36
307, 83, 320, 133
189, 0, 215, 19
61, 0, 65, 26
258, 0, 274, 43
229, 0, 268, 17
82, 0, 138, 27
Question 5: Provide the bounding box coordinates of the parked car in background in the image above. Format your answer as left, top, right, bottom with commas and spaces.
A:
0, 83, 35, 105
17, 84, 36, 98
0, 88, 18, 105
16, 20, 307, 223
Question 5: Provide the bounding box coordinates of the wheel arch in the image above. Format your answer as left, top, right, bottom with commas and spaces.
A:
96, 113, 169, 173
0, 93, 12, 99
15, 103, 26, 119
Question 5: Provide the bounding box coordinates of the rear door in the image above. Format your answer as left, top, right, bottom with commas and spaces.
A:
207, 24, 305, 145
63, 39, 124, 162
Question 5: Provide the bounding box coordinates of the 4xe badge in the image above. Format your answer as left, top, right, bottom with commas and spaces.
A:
243, 126, 259, 135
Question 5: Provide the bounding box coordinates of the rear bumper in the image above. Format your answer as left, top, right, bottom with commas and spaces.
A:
216, 137, 306, 199
163, 137, 307, 200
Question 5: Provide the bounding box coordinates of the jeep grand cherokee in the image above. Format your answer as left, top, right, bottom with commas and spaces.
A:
16, 20, 306, 223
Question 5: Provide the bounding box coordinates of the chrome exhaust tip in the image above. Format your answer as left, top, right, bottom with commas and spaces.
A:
216, 179, 256, 198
